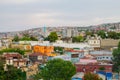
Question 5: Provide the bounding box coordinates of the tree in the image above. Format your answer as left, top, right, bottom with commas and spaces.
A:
4, 65, 26, 80
97, 30, 106, 39
112, 42, 120, 73
20, 36, 31, 41
107, 31, 118, 39
30, 36, 38, 41
13, 34, 38, 42
85, 31, 94, 37
72, 35, 84, 43
0, 56, 5, 80
0, 48, 25, 55
83, 72, 103, 80
47, 32, 58, 42
99, 66, 105, 71
41, 59, 76, 80
54, 47, 64, 54
33, 72, 42, 80
12, 35, 20, 42
0, 56, 26, 80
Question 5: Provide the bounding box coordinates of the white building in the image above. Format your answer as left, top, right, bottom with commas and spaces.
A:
90, 51, 113, 61
88, 37, 101, 50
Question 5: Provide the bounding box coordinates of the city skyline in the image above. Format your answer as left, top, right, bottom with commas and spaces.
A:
0, 0, 120, 32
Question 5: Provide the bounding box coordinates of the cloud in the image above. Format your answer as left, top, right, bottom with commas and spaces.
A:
0, 0, 39, 4
0, 0, 120, 32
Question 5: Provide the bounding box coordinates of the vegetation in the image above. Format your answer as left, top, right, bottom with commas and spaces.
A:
83, 72, 103, 80
112, 42, 120, 73
12, 34, 38, 42
45, 32, 58, 42
4, 65, 26, 80
38, 59, 76, 80
0, 56, 26, 80
99, 66, 105, 71
72, 35, 84, 43
85, 31, 95, 37
12, 35, 20, 42
96, 30, 120, 39
97, 30, 107, 39
0, 48, 25, 55
54, 47, 64, 54
33, 72, 42, 80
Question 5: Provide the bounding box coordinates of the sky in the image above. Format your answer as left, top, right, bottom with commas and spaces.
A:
0, 0, 120, 32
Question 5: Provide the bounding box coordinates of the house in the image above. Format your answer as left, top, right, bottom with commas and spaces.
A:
11, 43, 31, 50
75, 57, 113, 73
100, 39, 120, 50
3, 52, 29, 68
33, 45, 55, 56
88, 37, 101, 50
90, 50, 113, 61
65, 49, 84, 63
29, 53, 47, 64
1, 38, 12, 48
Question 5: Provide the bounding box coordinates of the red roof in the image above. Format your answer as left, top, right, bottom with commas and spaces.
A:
66, 50, 84, 52
3, 53, 22, 59
29, 53, 44, 56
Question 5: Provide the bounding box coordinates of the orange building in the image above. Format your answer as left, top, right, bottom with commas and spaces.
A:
33, 45, 56, 56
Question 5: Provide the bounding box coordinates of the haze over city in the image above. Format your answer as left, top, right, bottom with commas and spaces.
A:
0, 0, 120, 32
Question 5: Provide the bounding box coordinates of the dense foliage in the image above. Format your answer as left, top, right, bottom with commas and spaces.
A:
4, 65, 26, 80
83, 72, 103, 80
72, 35, 84, 42
45, 32, 58, 42
12, 35, 38, 42
40, 59, 76, 80
99, 66, 105, 71
0, 48, 25, 55
97, 30, 107, 39
54, 47, 64, 54
112, 42, 120, 73
96, 30, 120, 39
0, 56, 26, 80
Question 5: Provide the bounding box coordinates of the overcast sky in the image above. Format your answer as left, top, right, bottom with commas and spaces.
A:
0, 0, 120, 32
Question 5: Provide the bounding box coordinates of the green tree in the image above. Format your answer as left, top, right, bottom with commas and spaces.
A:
83, 72, 103, 80
54, 47, 64, 54
30, 36, 38, 41
0, 56, 26, 80
107, 31, 118, 39
12, 35, 20, 42
97, 30, 106, 39
112, 42, 120, 73
33, 72, 42, 80
0, 56, 5, 80
85, 31, 94, 37
20, 36, 31, 41
47, 32, 58, 42
41, 59, 76, 80
72, 35, 84, 43
0, 48, 25, 55
4, 65, 26, 80
99, 66, 105, 71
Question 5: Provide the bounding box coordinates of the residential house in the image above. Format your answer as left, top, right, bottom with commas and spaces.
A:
100, 39, 120, 50
3, 52, 29, 68
29, 53, 47, 64
88, 37, 101, 50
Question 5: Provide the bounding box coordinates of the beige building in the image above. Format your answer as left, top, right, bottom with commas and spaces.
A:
100, 39, 120, 50
3, 53, 29, 68
11, 44, 31, 50
88, 37, 101, 50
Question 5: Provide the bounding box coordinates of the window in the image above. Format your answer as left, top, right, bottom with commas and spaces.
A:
71, 54, 79, 58
106, 57, 108, 59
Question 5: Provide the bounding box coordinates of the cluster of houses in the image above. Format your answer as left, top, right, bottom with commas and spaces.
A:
0, 36, 119, 80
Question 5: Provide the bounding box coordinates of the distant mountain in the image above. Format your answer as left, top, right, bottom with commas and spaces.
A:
0, 22, 120, 39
